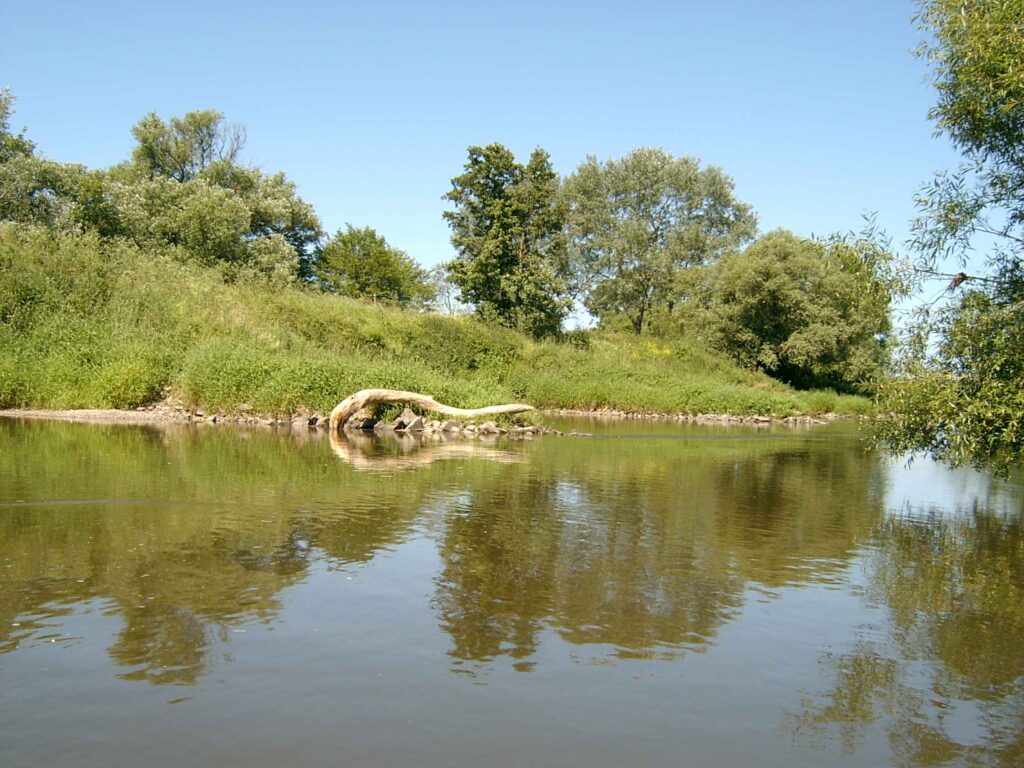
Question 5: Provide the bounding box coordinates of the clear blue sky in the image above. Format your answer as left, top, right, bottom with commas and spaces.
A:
3, 0, 958, 268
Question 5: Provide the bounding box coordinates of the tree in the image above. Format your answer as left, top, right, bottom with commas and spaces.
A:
0, 99, 320, 281
443, 144, 570, 338
427, 264, 467, 315
113, 110, 321, 280
0, 89, 35, 163
563, 148, 756, 335
712, 230, 898, 393
316, 225, 434, 306
877, 0, 1024, 472
201, 160, 321, 278
0, 89, 82, 228
130, 110, 245, 183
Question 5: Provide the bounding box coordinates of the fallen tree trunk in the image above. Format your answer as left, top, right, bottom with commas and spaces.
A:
329, 388, 535, 431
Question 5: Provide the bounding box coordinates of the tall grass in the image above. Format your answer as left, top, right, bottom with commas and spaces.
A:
0, 224, 873, 417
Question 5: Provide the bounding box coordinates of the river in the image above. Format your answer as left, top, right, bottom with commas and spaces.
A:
1, 417, 1021, 767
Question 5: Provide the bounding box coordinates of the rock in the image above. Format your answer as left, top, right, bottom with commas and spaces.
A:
353, 417, 376, 430
478, 420, 500, 434
402, 415, 425, 431
374, 420, 395, 432
440, 420, 461, 432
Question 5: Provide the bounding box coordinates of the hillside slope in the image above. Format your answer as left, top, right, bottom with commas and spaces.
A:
0, 225, 870, 418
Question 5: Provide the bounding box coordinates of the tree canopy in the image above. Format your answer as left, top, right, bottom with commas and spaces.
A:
0, 89, 83, 229
316, 225, 435, 306
0, 90, 35, 162
0, 101, 324, 282
563, 148, 756, 335
129, 110, 246, 183
443, 144, 570, 339
713, 230, 897, 393
877, 0, 1024, 472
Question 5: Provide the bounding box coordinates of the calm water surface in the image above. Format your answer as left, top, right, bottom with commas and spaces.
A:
1, 417, 1022, 767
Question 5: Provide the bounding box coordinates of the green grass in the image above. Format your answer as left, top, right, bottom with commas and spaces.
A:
0, 224, 873, 417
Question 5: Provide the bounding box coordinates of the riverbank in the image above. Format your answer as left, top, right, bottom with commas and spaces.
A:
0, 404, 853, 430
1, 225, 875, 421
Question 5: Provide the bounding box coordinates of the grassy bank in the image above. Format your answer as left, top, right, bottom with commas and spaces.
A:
0, 224, 873, 418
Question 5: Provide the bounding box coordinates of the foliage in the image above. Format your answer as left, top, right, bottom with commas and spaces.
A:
563, 147, 756, 334
0, 99, 322, 281
315, 225, 435, 306
197, 158, 322, 278
119, 110, 322, 279
878, 0, 1024, 471
0, 89, 84, 228
878, 290, 1024, 474
443, 144, 570, 338
427, 263, 468, 315
129, 109, 245, 182
712, 230, 898, 393
0, 89, 34, 162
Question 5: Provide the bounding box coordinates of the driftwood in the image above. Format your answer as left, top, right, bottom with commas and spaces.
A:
329, 388, 535, 432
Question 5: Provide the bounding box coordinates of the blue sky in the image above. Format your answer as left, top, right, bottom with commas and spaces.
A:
3, 0, 958, 268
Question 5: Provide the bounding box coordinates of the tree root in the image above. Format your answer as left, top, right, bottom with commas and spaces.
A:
329, 388, 535, 431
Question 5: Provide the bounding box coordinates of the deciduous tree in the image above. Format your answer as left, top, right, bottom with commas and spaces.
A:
316, 225, 434, 306
878, 0, 1024, 472
130, 110, 245, 183
563, 148, 756, 335
713, 230, 898, 393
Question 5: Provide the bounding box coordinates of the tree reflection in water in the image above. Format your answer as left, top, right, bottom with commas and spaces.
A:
433, 431, 887, 666
2, 418, 1022, 768
791, 507, 1024, 766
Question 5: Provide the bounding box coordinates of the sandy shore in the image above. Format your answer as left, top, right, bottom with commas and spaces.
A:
0, 407, 194, 424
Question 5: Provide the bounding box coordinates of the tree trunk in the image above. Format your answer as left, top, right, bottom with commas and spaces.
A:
329, 388, 535, 431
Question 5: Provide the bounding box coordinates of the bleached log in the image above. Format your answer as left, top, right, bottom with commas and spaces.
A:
329, 388, 534, 431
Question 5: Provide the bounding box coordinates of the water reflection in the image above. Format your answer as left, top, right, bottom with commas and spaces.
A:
329, 430, 526, 470
0, 420, 432, 682
1, 418, 1022, 767
792, 504, 1024, 766
2, 421, 888, 683
434, 432, 887, 666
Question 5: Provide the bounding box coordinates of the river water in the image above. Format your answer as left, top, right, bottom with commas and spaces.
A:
1, 417, 1021, 767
